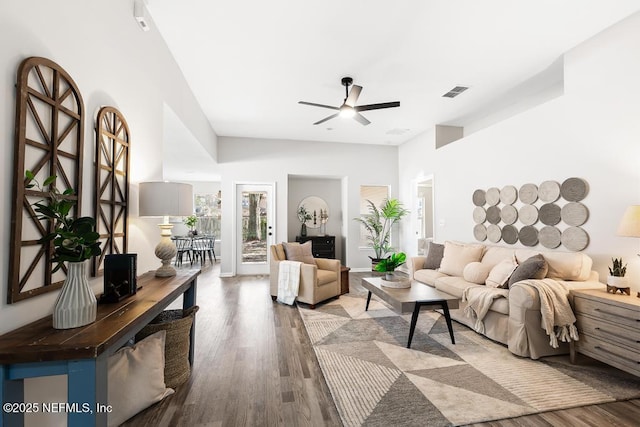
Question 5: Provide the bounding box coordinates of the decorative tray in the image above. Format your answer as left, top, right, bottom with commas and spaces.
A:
380, 277, 411, 289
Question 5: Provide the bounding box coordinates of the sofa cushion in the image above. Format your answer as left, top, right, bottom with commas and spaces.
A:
439, 241, 485, 277
435, 276, 479, 299
282, 241, 317, 265
486, 257, 517, 288
316, 269, 336, 286
463, 262, 491, 285
414, 269, 447, 286
542, 251, 592, 281
423, 242, 445, 269
509, 254, 548, 287
481, 246, 517, 270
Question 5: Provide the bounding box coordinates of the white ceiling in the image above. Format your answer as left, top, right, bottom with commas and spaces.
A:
147, 0, 639, 152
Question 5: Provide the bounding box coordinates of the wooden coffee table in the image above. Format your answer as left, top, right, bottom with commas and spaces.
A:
361, 277, 459, 348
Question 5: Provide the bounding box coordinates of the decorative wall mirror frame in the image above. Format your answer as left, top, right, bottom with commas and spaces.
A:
298, 196, 328, 229
93, 106, 131, 276
8, 57, 85, 303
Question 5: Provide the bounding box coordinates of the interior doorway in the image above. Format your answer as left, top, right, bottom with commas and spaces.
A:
416, 177, 434, 254
235, 183, 275, 275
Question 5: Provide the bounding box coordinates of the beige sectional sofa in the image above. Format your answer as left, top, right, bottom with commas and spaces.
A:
410, 241, 603, 359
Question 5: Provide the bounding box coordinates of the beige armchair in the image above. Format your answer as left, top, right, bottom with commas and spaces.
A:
270, 243, 341, 308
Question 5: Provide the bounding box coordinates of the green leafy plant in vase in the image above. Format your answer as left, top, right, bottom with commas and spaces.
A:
607, 257, 628, 290
375, 252, 407, 280
184, 214, 198, 236
297, 205, 312, 237
354, 198, 409, 269
26, 170, 102, 329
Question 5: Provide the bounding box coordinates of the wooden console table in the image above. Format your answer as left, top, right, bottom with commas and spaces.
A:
0, 269, 200, 427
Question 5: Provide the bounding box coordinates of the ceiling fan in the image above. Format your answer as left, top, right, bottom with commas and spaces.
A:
299, 77, 400, 126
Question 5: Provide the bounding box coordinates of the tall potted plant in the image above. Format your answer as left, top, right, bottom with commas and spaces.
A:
27, 171, 102, 329
354, 198, 409, 268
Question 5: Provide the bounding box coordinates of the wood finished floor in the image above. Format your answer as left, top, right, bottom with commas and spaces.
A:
124, 265, 640, 427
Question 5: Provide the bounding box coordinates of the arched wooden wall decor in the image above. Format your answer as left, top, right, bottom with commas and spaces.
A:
8, 57, 85, 303
93, 107, 131, 275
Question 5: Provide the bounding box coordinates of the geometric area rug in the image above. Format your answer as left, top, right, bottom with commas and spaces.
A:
298, 293, 640, 427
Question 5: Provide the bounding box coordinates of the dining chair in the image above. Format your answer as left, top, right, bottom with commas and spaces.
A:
174, 237, 193, 266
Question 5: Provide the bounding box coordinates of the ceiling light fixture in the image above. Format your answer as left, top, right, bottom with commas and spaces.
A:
339, 105, 355, 119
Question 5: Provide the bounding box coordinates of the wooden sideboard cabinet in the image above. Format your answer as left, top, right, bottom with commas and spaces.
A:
296, 235, 335, 259
0, 269, 200, 427
570, 289, 640, 377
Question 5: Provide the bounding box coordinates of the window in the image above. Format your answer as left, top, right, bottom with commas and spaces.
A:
358, 185, 390, 247
194, 191, 221, 238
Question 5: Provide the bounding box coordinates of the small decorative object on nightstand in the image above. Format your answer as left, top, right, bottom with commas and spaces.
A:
606, 258, 629, 295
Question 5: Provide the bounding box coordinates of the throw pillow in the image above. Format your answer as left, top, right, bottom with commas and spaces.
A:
108, 331, 174, 427
486, 257, 518, 288
463, 262, 491, 285
423, 242, 445, 269
438, 241, 485, 277
508, 254, 549, 287
282, 241, 317, 265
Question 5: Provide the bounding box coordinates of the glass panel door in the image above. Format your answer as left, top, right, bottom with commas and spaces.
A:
236, 184, 274, 275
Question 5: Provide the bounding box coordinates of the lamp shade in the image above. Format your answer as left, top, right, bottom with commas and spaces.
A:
139, 182, 193, 217
617, 205, 640, 237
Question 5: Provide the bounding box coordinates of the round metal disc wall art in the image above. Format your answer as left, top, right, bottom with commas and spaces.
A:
539, 203, 561, 226
538, 180, 560, 202
519, 226, 539, 247
473, 206, 486, 224
560, 177, 588, 202
561, 227, 589, 251
486, 206, 501, 224
472, 189, 486, 206
487, 224, 502, 243
502, 225, 518, 244
561, 202, 589, 226
519, 204, 539, 226
500, 205, 518, 225
539, 226, 561, 249
474, 224, 487, 241
486, 187, 500, 206
519, 183, 538, 204
470, 177, 589, 250
500, 185, 517, 205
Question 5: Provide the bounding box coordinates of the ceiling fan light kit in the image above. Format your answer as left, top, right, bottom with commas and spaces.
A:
299, 76, 400, 126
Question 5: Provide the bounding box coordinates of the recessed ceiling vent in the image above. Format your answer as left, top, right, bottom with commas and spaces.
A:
442, 86, 469, 98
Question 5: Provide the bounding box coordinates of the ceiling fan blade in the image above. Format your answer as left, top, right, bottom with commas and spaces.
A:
344, 85, 362, 107
299, 101, 339, 110
355, 101, 400, 112
353, 112, 371, 126
313, 113, 339, 125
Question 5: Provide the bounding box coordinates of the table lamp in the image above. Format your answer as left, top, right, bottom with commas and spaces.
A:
139, 182, 193, 277
617, 205, 640, 248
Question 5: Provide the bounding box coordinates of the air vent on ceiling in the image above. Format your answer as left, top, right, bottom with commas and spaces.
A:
442, 86, 469, 98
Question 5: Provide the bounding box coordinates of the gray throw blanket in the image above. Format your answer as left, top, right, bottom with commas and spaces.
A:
462, 286, 509, 334
518, 278, 579, 348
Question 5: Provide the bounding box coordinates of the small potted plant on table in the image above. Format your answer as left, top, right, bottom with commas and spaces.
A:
27, 170, 102, 329
607, 258, 629, 295
184, 214, 198, 236
375, 252, 410, 288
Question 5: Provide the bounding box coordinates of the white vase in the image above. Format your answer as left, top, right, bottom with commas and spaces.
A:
53, 261, 97, 329
607, 275, 628, 288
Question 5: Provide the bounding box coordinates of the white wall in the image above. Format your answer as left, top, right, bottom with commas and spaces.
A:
0, 0, 216, 335
217, 136, 398, 274
0, 3, 217, 422
399, 12, 640, 292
